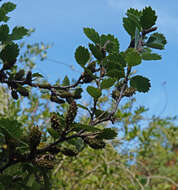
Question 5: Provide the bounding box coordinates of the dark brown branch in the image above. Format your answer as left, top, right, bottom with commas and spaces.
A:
129, 26, 157, 49
37, 130, 85, 154
142, 27, 157, 36
92, 66, 131, 126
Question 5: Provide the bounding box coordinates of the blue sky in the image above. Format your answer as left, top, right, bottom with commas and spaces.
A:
6, 0, 178, 118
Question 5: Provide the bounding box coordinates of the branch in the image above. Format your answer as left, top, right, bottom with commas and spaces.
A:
37, 130, 84, 154
142, 27, 157, 37
92, 66, 131, 126
145, 175, 178, 188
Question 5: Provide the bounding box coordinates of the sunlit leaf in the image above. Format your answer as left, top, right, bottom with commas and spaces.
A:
125, 48, 142, 66
89, 43, 103, 60
83, 27, 100, 44
146, 33, 167, 50
100, 78, 115, 89
140, 6, 157, 29
87, 86, 102, 99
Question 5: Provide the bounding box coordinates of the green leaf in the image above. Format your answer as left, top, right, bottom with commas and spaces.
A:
0, 2, 16, 22
134, 27, 140, 48
123, 17, 137, 37
47, 128, 60, 139
0, 24, 9, 42
72, 123, 100, 132
140, 6, 157, 29
123, 9, 142, 38
0, 42, 19, 62
9, 26, 29, 40
146, 33, 167, 50
89, 43, 103, 60
75, 46, 90, 67
83, 27, 100, 44
62, 75, 70, 86
32, 72, 44, 78
142, 49, 161, 60
104, 52, 126, 68
0, 175, 13, 185
98, 128, 117, 140
68, 138, 85, 151
0, 118, 23, 139
130, 75, 151, 93
106, 69, 124, 80
127, 8, 142, 18
100, 78, 115, 89
100, 34, 120, 53
87, 86, 102, 99
125, 48, 142, 66
73, 88, 83, 99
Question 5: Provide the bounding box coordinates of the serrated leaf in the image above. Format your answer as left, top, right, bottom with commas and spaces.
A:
146, 33, 167, 50
125, 48, 142, 66
87, 86, 102, 99
142, 52, 161, 60
104, 52, 126, 68
140, 6, 157, 29
106, 69, 124, 80
75, 46, 90, 67
0, 2, 16, 22
103, 53, 125, 78
9, 26, 29, 40
0, 24, 9, 42
98, 128, 117, 140
100, 34, 120, 53
83, 27, 100, 44
89, 43, 103, 60
130, 75, 151, 93
123, 9, 142, 38
127, 8, 142, 18
127, 12, 141, 31
0, 42, 19, 62
141, 48, 161, 60
100, 78, 115, 89
32, 72, 44, 78
62, 75, 70, 86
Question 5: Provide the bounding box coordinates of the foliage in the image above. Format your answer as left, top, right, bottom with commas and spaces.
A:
0, 1, 171, 189
51, 103, 178, 190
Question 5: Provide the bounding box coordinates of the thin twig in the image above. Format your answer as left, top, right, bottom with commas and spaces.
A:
145, 175, 178, 188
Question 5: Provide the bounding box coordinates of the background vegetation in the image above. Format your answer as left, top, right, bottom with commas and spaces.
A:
0, 2, 177, 190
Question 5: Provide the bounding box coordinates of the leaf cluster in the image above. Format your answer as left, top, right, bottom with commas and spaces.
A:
0, 2, 168, 189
